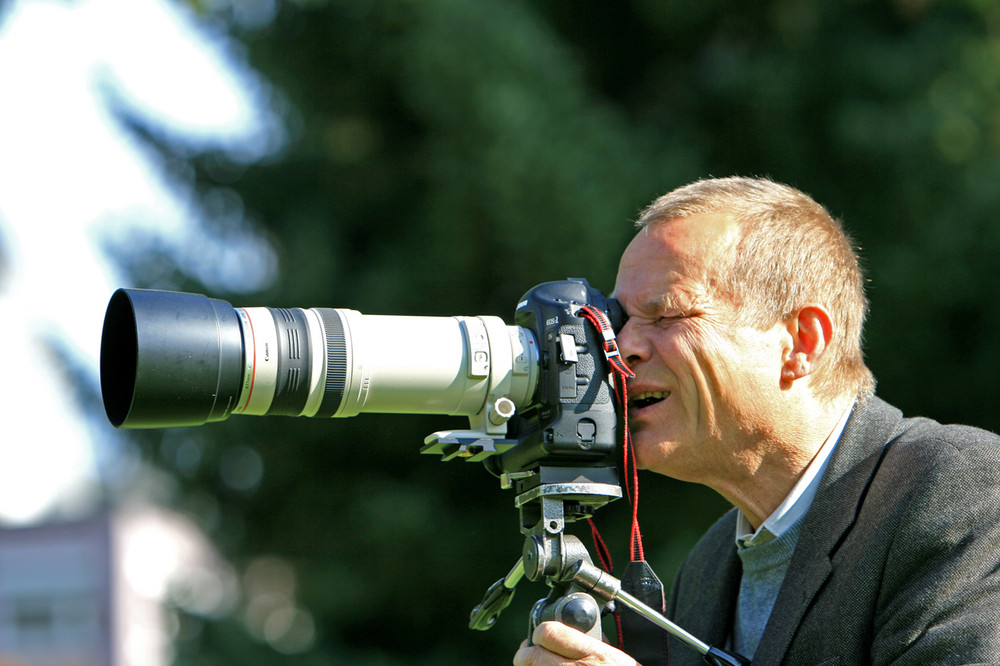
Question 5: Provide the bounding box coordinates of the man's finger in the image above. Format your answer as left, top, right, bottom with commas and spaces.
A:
531, 621, 607, 660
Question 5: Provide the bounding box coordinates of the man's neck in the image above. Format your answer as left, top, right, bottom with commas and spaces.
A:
716, 395, 854, 529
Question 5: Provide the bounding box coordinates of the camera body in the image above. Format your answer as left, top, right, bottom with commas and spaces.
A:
502, 278, 621, 472
420, 278, 622, 480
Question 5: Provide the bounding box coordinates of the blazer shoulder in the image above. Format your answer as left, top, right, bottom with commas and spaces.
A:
887, 415, 1000, 477
846, 397, 1000, 481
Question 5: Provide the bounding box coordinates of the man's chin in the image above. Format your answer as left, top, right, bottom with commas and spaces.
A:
630, 434, 689, 476
629, 434, 664, 471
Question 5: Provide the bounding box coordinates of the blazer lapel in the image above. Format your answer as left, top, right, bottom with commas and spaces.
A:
697, 541, 742, 648
668, 511, 742, 664
750, 397, 903, 665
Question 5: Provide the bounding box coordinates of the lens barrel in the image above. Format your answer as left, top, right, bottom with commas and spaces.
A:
100, 288, 538, 429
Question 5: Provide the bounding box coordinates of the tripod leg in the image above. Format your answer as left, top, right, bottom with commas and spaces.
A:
469, 559, 525, 631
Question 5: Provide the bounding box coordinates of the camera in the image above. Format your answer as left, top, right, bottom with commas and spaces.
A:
101, 278, 623, 476
100, 278, 753, 664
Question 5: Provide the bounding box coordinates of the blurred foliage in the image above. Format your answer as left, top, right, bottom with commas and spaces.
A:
111, 0, 1000, 663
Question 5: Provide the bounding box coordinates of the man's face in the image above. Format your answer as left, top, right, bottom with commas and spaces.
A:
612, 213, 789, 485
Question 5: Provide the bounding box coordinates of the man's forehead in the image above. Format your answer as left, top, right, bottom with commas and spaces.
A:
614, 213, 738, 303
663, 212, 741, 255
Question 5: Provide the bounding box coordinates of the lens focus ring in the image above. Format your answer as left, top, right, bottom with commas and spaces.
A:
315, 309, 347, 417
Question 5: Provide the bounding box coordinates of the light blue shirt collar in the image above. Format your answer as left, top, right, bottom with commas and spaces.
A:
736, 401, 854, 547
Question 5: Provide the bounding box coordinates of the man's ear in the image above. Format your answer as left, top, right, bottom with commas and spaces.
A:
781, 305, 833, 385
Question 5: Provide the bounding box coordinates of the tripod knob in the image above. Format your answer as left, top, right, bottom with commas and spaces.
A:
531, 591, 602, 641
553, 593, 600, 635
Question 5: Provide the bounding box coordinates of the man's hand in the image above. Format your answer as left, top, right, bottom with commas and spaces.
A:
513, 621, 640, 666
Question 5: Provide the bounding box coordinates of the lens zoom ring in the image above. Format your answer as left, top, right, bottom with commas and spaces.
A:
316, 309, 347, 417
269, 308, 312, 416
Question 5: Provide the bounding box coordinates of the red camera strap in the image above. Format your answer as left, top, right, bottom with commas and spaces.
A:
578, 305, 644, 561
579, 304, 669, 665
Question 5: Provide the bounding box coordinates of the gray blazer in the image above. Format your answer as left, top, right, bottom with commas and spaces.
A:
663, 396, 1000, 665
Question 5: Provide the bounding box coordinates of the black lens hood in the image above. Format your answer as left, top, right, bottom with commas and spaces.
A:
100, 288, 244, 428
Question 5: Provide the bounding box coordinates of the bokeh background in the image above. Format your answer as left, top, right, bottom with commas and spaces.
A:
3, 0, 1000, 664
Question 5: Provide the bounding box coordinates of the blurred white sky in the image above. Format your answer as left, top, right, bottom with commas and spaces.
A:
0, 0, 283, 524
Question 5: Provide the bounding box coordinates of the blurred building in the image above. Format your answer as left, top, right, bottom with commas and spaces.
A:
0, 517, 113, 666
0, 509, 237, 666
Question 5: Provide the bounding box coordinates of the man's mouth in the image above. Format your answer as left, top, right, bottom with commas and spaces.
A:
630, 391, 670, 410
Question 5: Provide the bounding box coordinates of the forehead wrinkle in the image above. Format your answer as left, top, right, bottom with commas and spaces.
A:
635, 281, 703, 318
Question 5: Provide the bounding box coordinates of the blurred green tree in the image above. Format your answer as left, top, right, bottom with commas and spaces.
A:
111, 0, 1000, 663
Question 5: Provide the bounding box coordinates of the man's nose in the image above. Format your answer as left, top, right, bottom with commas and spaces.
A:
616, 318, 648, 367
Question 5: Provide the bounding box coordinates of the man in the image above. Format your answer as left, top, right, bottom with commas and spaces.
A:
514, 177, 1000, 665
